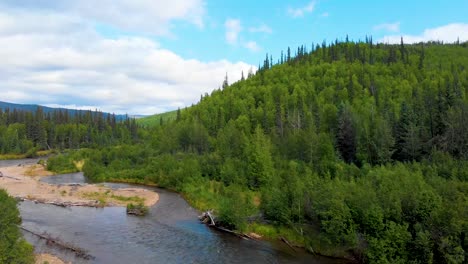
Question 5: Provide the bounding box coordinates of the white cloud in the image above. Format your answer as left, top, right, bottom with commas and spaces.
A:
380, 23, 468, 44
0, 11, 255, 115
373, 22, 400, 33
225, 20, 264, 53
287, 1, 316, 18
243, 41, 261, 52
321, 12, 329, 18
0, 0, 206, 36
225, 19, 242, 45
249, 24, 273, 34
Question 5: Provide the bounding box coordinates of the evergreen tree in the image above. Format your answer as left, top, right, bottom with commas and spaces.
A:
337, 104, 357, 163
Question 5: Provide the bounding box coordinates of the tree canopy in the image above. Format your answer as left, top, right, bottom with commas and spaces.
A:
8, 39, 468, 263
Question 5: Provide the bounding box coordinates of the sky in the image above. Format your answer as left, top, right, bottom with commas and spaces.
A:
1, 1, 468, 115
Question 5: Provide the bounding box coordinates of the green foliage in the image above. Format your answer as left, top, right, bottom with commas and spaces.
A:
0, 190, 34, 264
47, 154, 78, 174
31, 41, 468, 263
136, 109, 178, 127
216, 185, 256, 231
0, 108, 138, 155
126, 202, 149, 216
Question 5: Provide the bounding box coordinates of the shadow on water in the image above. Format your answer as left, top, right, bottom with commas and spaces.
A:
6, 159, 347, 264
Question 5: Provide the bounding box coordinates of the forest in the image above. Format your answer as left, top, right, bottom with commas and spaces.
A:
2, 39, 468, 263
0, 108, 138, 156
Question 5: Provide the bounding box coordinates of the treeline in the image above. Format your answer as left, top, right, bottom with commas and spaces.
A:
48, 40, 468, 263
0, 107, 138, 155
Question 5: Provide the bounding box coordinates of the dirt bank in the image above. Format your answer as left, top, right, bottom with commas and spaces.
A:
0, 164, 159, 207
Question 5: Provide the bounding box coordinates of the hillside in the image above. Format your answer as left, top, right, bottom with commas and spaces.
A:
44, 40, 468, 263
136, 109, 179, 127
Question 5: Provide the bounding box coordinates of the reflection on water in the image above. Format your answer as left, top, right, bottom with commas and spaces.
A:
7, 159, 347, 264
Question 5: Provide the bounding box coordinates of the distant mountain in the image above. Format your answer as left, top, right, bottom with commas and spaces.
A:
0, 101, 129, 121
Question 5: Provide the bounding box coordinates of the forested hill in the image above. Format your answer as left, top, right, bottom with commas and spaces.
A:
183, 40, 468, 165
49, 40, 468, 263
151, 40, 468, 262
0, 101, 128, 121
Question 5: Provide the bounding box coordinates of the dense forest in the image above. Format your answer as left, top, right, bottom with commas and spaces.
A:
2, 39, 468, 263
0, 108, 138, 156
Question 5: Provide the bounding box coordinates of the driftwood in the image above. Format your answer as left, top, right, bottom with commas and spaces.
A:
42, 200, 100, 207
0, 173, 21, 180
199, 210, 253, 240
199, 210, 216, 226
126, 203, 149, 216
19, 197, 101, 208
280, 236, 297, 252
57, 183, 87, 187
126, 207, 148, 216
20, 226, 94, 260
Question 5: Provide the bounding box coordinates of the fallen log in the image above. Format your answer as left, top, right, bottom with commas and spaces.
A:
42, 200, 100, 207
126, 203, 149, 216
280, 236, 297, 252
0, 174, 21, 180
198, 210, 216, 226
199, 210, 254, 240
20, 197, 100, 208
20, 226, 94, 260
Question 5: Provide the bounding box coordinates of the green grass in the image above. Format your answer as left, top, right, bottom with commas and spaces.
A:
82, 191, 145, 207
136, 110, 178, 127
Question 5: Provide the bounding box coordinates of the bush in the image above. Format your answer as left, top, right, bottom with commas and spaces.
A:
126, 202, 149, 216
0, 190, 34, 263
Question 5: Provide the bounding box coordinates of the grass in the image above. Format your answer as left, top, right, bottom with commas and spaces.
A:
111, 194, 144, 204
81, 191, 145, 207
136, 109, 179, 127
0, 150, 54, 160
0, 154, 27, 160
36, 150, 54, 157
246, 223, 305, 245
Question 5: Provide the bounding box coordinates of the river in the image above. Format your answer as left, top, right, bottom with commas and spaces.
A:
2, 159, 347, 264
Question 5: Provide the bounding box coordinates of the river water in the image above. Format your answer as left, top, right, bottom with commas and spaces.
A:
2, 159, 347, 264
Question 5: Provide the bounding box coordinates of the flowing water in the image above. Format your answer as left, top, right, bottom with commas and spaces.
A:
2, 159, 347, 264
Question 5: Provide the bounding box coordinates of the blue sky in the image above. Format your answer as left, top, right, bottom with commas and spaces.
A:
0, 0, 467, 114
160, 0, 468, 64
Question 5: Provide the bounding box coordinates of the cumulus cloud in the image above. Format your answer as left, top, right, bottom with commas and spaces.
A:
373, 22, 400, 33
380, 23, 468, 44
0, 10, 255, 115
0, 0, 206, 36
249, 24, 273, 34
243, 41, 261, 52
225, 19, 242, 45
287, 1, 316, 18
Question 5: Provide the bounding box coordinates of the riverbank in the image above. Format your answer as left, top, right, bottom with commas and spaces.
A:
0, 164, 159, 207
35, 253, 69, 264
